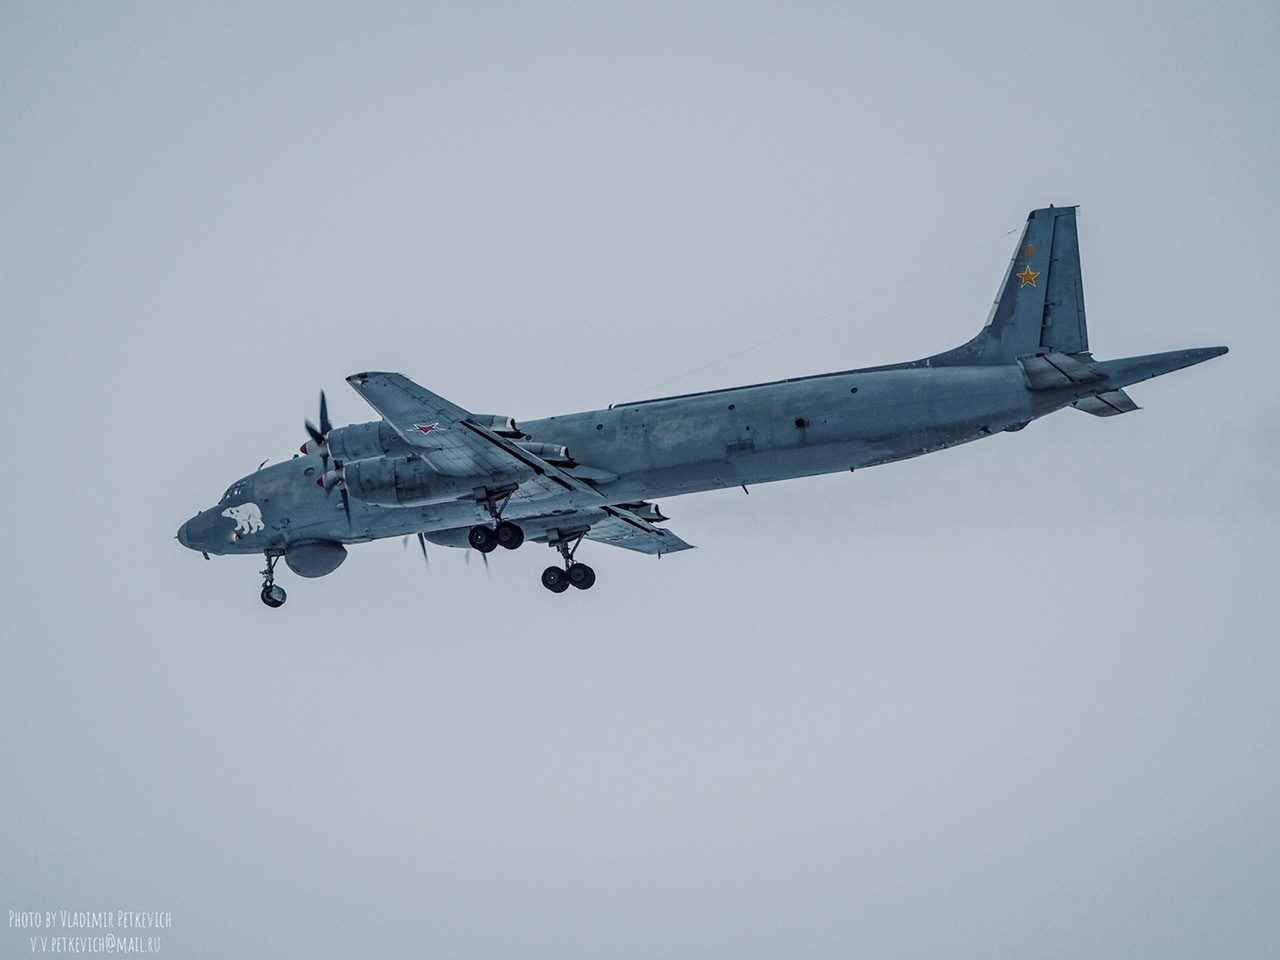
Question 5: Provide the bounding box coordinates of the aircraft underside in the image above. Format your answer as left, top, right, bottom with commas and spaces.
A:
176, 205, 1226, 606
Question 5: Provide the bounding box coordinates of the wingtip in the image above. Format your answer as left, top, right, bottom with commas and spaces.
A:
1190, 346, 1229, 363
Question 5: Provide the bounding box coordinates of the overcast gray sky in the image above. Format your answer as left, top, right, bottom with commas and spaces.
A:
3, 3, 1277, 958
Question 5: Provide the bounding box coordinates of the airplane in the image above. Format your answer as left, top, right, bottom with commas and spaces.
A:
177, 205, 1227, 606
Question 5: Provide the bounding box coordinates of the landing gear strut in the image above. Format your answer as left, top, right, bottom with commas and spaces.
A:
260, 551, 286, 608
542, 532, 595, 594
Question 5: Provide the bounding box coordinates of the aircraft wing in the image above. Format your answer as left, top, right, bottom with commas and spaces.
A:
585, 504, 696, 555
346, 371, 604, 507
347, 373, 692, 554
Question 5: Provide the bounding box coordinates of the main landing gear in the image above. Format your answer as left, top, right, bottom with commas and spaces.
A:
260, 551, 286, 608
468, 486, 526, 554
468, 486, 598, 593
540, 563, 595, 593
467, 521, 525, 553
468, 520, 595, 593
541, 532, 595, 594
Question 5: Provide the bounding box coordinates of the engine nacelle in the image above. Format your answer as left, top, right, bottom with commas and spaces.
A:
514, 442, 575, 466
324, 421, 410, 460
341, 456, 487, 507
615, 501, 668, 523
473, 415, 524, 438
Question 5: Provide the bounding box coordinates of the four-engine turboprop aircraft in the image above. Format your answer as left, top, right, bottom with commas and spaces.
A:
177, 205, 1226, 606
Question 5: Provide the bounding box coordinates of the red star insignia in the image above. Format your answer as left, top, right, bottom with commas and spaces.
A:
412, 422, 442, 435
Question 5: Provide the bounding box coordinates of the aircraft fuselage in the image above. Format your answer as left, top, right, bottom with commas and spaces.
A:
180, 362, 1062, 556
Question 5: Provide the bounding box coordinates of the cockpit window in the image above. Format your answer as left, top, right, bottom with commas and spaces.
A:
221, 483, 246, 502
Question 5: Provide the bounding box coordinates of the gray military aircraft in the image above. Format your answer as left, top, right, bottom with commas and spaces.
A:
178, 205, 1226, 606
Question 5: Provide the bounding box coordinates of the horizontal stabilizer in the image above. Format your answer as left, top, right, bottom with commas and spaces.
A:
1092, 346, 1228, 389
1072, 389, 1140, 417
1019, 351, 1104, 390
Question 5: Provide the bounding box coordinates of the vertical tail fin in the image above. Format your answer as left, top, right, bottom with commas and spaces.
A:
930, 205, 1089, 365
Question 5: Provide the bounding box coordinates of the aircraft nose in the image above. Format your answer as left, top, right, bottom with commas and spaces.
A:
177, 519, 193, 548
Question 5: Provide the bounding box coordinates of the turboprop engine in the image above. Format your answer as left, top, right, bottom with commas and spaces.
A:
340, 456, 498, 507
336, 438, 574, 508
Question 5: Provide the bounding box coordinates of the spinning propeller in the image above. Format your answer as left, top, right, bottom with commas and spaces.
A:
303, 390, 350, 523
404, 532, 430, 571
302, 390, 331, 465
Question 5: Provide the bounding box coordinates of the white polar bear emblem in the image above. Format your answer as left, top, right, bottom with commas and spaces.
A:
222, 502, 265, 535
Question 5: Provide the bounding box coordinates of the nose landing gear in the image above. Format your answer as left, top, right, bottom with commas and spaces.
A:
260, 551, 286, 608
